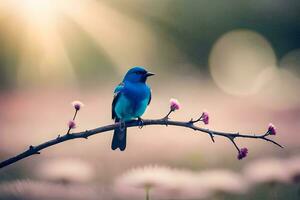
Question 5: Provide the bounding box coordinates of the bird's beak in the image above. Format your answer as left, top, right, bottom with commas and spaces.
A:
146, 72, 155, 77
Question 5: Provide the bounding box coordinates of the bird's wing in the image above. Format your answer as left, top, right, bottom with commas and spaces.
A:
148, 90, 152, 105
112, 82, 125, 120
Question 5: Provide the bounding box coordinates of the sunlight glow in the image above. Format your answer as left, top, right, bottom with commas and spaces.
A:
20, 0, 55, 17
1, 0, 159, 84
5, 0, 77, 85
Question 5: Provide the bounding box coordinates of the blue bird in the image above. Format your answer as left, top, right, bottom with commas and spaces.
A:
111, 67, 154, 151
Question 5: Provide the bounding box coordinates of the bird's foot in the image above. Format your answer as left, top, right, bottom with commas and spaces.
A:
137, 117, 144, 129
119, 121, 126, 131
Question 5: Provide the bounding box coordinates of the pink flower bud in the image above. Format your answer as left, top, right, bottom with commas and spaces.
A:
237, 147, 248, 160
68, 120, 76, 129
268, 123, 276, 135
72, 101, 84, 111
201, 111, 209, 125
170, 98, 180, 111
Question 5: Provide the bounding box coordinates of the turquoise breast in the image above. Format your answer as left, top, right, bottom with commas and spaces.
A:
114, 94, 149, 120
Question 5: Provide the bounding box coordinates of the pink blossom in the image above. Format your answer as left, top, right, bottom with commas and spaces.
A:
170, 98, 180, 111
72, 101, 84, 111
268, 123, 276, 135
237, 148, 248, 160
68, 120, 76, 129
201, 111, 209, 125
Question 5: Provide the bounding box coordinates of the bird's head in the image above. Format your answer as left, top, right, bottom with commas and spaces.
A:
123, 66, 154, 83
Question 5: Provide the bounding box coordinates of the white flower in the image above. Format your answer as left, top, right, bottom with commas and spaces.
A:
196, 169, 249, 195
161, 169, 211, 199
115, 165, 211, 200
115, 165, 173, 199
36, 158, 95, 183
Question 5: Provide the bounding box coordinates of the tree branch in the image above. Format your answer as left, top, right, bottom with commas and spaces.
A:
0, 115, 283, 169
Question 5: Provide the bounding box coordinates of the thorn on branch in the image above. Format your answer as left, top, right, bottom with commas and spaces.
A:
208, 132, 215, 143
29, 145, 40, 154
82, 132, 89, 139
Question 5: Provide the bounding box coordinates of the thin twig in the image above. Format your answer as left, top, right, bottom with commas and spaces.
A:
72, 110, 78, 121
66, 110, 78, 134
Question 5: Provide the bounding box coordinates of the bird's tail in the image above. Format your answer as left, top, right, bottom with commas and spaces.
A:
111, 119, 127, 151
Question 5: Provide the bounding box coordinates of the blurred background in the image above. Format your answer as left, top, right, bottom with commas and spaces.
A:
0, 0, 300, 199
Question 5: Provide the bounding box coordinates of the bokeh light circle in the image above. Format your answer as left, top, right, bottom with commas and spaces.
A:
209, 29, 277, 95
